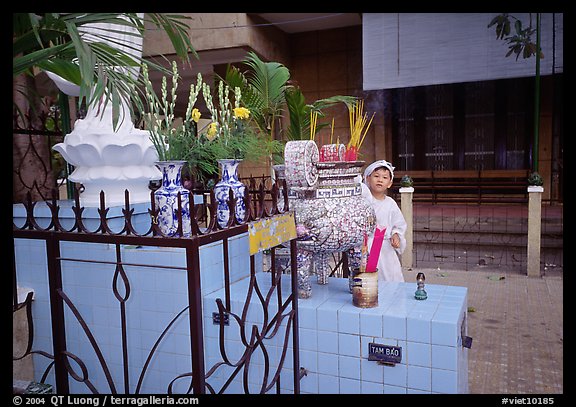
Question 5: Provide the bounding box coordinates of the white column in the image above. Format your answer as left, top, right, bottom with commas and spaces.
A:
527, 186, 544, 277
400, 186, 414, 269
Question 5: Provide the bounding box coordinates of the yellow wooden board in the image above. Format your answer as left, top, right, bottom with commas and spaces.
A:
248, 212, 297, 255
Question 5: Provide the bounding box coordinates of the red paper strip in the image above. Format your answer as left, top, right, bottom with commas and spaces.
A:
366, 227, 386, 272
344, 146, 358, 161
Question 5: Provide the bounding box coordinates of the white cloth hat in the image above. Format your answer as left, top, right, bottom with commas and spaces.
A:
363, 160, 395, 183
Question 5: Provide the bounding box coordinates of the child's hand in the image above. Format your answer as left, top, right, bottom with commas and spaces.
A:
391, 233, 401, 249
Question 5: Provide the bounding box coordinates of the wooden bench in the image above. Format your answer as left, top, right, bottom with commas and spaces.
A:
392, 169, 530, 204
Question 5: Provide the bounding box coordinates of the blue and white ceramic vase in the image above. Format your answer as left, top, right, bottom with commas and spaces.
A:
214, 159, 246, 227
154, 160, 191, 237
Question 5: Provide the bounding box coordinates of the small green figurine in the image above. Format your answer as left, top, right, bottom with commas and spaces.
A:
414, 272, 427, 300
400, 174, 413, 188
527, 171, 543, 186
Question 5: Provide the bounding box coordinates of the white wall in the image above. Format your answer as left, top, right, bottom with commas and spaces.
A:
363, 13, 563, 90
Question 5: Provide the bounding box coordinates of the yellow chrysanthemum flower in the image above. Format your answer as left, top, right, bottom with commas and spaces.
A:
233, 107, 250, 120
207, 122, 218, 140
191, 108, 201, 123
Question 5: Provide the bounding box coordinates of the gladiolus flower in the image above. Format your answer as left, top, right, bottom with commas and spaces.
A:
233, 107, 250, 120
207, 122, 218, 140
191, 108, 201, 123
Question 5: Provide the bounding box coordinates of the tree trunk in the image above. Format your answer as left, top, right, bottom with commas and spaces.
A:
13, 73, 59, 203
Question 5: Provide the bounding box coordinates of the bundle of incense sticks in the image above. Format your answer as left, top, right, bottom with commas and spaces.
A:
346, 99, 375, 161
309, 110, 319, 141
359, 233, 368, 273
366, 227, 386, 272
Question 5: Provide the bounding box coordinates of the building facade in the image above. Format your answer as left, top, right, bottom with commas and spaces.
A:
143, 13, 563, 202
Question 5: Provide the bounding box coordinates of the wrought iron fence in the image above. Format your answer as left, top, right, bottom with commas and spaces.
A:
410, 203, 563, 273
13, 181, 301, 394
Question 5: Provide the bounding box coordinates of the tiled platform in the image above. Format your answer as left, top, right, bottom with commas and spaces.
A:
14, 197, 469, 394
13, 233, 253, 394
203, 274, 469, 394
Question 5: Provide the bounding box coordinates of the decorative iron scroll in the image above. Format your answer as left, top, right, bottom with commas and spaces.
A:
13, 176, 300, 394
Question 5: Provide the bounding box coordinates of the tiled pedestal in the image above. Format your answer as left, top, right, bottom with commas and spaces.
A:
14, 199, 468, 394
203, 273, 469, 394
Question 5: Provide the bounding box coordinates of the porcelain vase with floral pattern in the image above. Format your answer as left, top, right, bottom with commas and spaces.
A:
214, 159, 246, 228
154, 160, 191, 237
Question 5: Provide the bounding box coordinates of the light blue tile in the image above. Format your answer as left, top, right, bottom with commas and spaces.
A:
360, 309, 383, 337
299, 306, 317, 329
155, 291, 177, 313
339, 377, 361, 394
300, 349, 318, 373
444, 285, 467, 296
407, 341, 431, 367
383, 363, 406, 387
432, 344, 458, 370
407, 313, 432, 343
318, 373, 339, 394
339, 355, 360, 380
407, 388, 430, 394
384, 384, 407, 394
382, 314, 406, 341
279, 368, 295, 392
300, 372, 318, 394
338, 333, 360, 357
422, 283, 446, 295
200, 242, 223, 267
92, 305, 112, 327
317, 330, 338, 354
156, 351, 177, 373
431, 319, 459, 347
407, 365, 431, 391
361, 380, 383, 394
360, 357, 384, 383
200, 263, 225, 295
317, 301, 340, 331
360, 336, 374, 359
412, 298, 440, 313
433, 307, 461, 323
228, 233, 249, 257
338, 304, 360, 335
299, 328, 317, 352
229, 255, 249, 284
318, 352, 338, 376
432, 368, 458, 393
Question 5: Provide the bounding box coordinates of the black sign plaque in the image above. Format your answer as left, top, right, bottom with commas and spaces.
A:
368, 342, 402, 365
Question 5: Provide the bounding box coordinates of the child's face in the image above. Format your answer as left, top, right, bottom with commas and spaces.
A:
366, 167, 393, 194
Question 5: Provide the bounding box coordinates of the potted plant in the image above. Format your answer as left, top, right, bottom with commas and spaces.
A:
527, 171, 544, 186
141, 61, 206, 236
225, 52, 356, 165
199, 77, 284, 227
142, 60, 284, 229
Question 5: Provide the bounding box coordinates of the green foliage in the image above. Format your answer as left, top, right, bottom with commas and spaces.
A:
527, 171, 544, 186
224, 51, 290, 140
285, 87, 356, 141
13, 13, 197, 130
225, 52, 356, 166
400, 175, 413, 188
142, 60, 284, 185
488, 13, 543, 60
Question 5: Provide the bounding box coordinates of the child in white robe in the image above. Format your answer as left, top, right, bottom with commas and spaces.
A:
361, 160, 407, 282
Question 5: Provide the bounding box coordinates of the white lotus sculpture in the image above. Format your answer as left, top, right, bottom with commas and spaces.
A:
50, 14, 161, 207
52, 100, 161, 207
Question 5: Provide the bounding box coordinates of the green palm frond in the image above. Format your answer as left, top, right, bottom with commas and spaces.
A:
285, 86, 357, 141
224, 51, 290, 137
13, 13, 197, 130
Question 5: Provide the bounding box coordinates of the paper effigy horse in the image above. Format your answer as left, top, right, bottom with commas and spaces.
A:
282, 140, 376, 298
